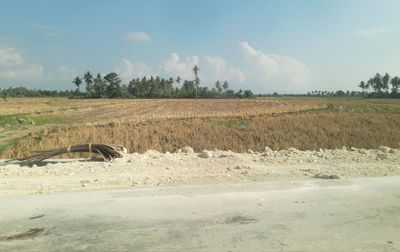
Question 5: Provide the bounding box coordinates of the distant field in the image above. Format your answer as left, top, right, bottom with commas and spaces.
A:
1, 97, 400, 158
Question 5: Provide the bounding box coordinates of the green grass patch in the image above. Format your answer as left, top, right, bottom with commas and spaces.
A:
30, 115, 63, 126
209, 119, 248, 129
0, 114, 64, 129
0, 115, 31, 130
337, 102, 400, 114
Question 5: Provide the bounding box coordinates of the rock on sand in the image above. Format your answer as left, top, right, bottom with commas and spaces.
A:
199, 150, 212, 158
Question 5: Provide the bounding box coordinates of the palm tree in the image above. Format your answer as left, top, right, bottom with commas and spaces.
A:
372, 73, 382, 94
222, 81, 229, 91
93, 73, 105, 98
72, 76, 82, 92
176, 76, 181, 84
382, 73, 390, 94
391, 76, 400, 95
192, 65, 200, 99
83, 71, 93, 95
358, 81, 366, 95
215, 81, 222, 93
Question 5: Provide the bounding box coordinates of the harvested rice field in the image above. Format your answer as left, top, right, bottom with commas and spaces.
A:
1, 97, 400, 158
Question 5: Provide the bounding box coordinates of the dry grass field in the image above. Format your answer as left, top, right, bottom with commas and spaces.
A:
1, 97, 400, 158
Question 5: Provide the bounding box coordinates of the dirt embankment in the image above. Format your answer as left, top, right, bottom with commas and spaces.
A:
0, 146, 399, 196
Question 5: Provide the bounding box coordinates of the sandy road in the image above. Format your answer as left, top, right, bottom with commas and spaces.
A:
0, 176, 399, 251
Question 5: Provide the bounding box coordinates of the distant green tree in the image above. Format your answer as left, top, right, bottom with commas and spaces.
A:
93, 73, 105, 98
222, 81, 229, 91
372, 73, 383, 93
243, 90, 254, 98
104, 72, 122, 98
391, 76, 400, 95
84, 71, 94, 96
72, 76, 82, 92
1, 91, 7, 101
382, 73, 390, 94
215, 81, 222, 93
236, 89, 243, 98
335, 90, 346, 96
176, 76, 181, 85
358, 81, 366, 95
182, 80, 195, 97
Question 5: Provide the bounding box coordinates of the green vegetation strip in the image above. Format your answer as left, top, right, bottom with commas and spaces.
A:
0, 114, 63, 129
208, 119, 249, 129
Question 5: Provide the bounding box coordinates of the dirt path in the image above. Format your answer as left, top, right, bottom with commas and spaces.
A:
1, 146, 399, 196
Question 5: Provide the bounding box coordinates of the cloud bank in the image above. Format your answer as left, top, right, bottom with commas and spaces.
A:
0, 64, 43, 80
122, 32, 151, 44
239, 41, 310, 90
114, 42, 310, 93
115, 59, 155, 80
355, 27, 387, 36
0, 47, 24, 66
163, 53, 199, 80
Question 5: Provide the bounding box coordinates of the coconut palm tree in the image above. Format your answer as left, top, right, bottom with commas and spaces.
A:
176, 76, 181, 84
72, 76, 82, 92
192, 65, 200, 99
391, 76, 400, 95
83, 71, 94, 95
222, 81, 229, 91
358, 81, 366, 95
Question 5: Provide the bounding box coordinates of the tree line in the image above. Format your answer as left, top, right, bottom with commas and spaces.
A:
305, 90, 363, 97
0, 86, 73, 99
358, 73, 400, 98
71, 66, 255, 99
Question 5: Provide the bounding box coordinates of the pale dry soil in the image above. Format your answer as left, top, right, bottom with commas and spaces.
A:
0, 146, 399, 196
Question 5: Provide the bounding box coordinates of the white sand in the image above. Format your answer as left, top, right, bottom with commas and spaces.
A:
0, 146, 399, 196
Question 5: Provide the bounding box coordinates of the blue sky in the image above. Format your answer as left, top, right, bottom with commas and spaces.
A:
0, 0, 399, 93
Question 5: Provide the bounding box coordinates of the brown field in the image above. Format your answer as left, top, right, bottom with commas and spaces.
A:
0, 97, 326, 123
1, 97, 400, 158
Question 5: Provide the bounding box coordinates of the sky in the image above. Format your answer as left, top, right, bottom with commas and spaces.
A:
0, 0, 399, 93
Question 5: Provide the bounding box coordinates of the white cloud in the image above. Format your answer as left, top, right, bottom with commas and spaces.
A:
205, 56, 246, 82
356, 27, 387, 36
0, 47, 24, 66
239, 41, 310, 88
122, 32, 151, 44
0, 64, 44, 80
115, 59, 155, 81
56, 66, 78, 80
163, 53, 199, 80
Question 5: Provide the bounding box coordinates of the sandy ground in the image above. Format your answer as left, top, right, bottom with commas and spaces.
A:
0, 146, 399, 196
